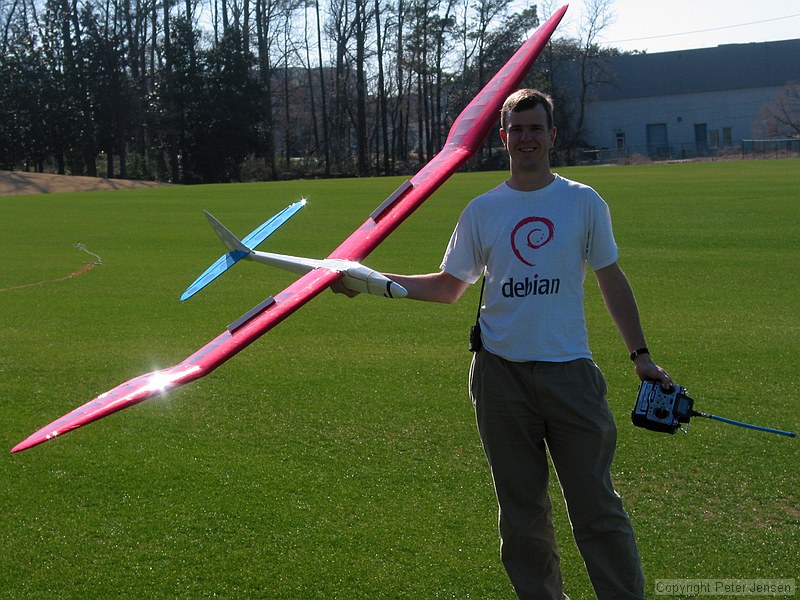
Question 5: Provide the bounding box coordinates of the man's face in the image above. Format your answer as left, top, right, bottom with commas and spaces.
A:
500, 104, 556, 170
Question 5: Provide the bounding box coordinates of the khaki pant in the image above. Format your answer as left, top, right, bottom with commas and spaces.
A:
469, 350, 645, 600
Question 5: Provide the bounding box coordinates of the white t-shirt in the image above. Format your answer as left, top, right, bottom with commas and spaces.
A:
441, 175, 618, 362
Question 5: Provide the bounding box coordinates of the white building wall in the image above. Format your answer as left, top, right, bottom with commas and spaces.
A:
583, 86, 785, 157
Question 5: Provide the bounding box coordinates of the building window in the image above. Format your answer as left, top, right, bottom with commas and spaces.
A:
616, 132, 626, 150
722, 127, 733, 147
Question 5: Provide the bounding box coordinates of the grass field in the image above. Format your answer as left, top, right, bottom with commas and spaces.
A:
1, 160, 798, 599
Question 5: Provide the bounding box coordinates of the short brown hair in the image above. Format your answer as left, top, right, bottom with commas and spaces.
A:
500, 89, 554, 131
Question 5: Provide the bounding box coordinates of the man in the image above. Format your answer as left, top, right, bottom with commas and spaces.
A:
336, 89, 671, 599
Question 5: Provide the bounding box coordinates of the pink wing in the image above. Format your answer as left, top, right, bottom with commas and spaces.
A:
11, 5, 567, 453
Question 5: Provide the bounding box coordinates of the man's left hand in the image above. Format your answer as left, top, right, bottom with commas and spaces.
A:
634, 354, 672, 389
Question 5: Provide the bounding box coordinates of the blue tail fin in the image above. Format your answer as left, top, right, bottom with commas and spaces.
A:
180, 200, 306, 301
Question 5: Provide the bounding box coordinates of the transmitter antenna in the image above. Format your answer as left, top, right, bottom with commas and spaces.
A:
691, 411, 796, 438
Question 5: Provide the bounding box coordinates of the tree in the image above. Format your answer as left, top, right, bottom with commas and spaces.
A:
313, 0, 331, 174
560, 0, 615, 164
0, 14, 49, 169
373, 0, 388, 174
0, 0, 629, 180
184, 29, 265, 182
254, 0, 281, 179
450, 0, 537, 167
82, 5, 133, 178
755, 82, 800, 138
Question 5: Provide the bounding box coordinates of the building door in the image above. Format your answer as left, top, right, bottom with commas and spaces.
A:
646, 123, 669, 159
695, 123, 708, 155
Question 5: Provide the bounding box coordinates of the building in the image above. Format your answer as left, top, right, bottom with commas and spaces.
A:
578, 39, 800, 162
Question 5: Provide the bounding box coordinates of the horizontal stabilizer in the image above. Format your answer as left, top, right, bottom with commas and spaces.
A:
180, 249, 245, 302
181, 200, 305, 301
241, 199, 306, 249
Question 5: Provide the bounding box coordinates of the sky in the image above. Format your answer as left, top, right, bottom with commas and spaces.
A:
543, 0, 800, 54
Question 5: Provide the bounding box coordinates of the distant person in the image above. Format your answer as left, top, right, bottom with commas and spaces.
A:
335, 88, 671, 600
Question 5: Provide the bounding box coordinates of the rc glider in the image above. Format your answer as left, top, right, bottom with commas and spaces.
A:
11, 5, 568, 453
180, 205, 408, 303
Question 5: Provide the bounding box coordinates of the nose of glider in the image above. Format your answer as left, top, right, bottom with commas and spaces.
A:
336, 263, 407, 299
361, 269, 408, 299
386, 279, 408, 299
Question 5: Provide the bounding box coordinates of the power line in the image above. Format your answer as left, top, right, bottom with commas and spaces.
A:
608, 12, 800, 44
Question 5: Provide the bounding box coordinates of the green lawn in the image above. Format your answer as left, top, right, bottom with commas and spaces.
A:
1, 160, 797, 599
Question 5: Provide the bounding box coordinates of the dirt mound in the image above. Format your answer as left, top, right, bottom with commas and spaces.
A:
0, 170, 172, 196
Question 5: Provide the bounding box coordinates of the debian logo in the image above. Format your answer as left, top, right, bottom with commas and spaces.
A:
510, 216, 554, 266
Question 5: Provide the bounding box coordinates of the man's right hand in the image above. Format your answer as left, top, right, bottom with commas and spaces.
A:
330, 278, 360, 298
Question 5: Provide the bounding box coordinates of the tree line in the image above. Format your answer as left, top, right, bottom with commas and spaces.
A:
0, 0, 620, 183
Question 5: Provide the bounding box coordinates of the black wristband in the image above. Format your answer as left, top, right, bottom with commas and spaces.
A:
630, 347, 649, 361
